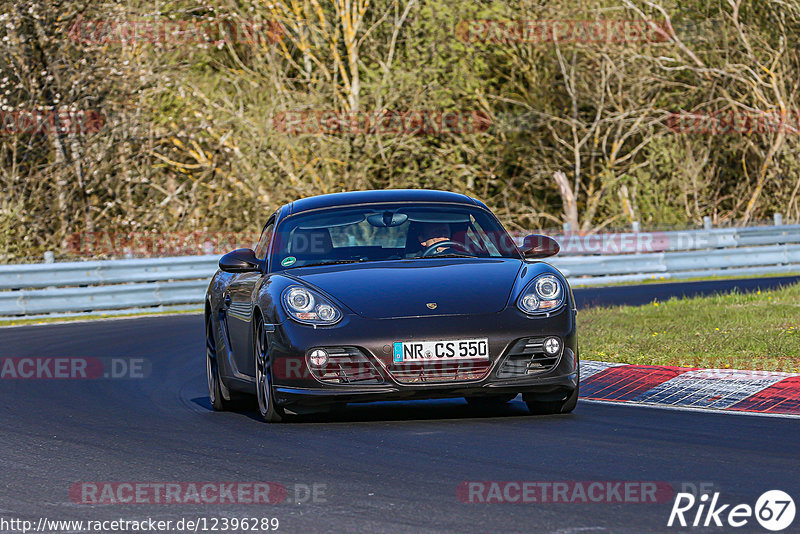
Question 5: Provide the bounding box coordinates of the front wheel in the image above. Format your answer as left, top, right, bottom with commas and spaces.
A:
524, 386, 579, 415
254, 319, 285, 423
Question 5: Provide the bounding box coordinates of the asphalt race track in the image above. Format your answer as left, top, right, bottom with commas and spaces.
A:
2, 281, 800, 533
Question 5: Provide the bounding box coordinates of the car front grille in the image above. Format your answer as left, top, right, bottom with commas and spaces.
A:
388, 360, 491, 384
310, 347, 384, 384
496, 337, 561, 378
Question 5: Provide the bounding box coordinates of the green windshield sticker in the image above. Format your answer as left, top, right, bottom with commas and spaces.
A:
281, 256, 296, 267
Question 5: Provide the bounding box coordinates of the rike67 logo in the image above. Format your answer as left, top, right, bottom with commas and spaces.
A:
668, 490, 795, 531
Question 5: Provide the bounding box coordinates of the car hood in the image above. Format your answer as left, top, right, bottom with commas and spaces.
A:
287, 258, 523, 319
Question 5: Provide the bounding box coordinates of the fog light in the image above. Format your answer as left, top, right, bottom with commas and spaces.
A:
544, 337, 561, 355
308, 349, 328, 367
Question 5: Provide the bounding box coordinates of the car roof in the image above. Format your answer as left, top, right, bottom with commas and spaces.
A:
286, 189, 483, 215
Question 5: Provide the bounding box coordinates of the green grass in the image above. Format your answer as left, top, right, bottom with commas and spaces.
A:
0, 308, 202, 327
580, 283, 800, 372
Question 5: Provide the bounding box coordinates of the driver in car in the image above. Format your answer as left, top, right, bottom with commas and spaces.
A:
417, 222, 453, 255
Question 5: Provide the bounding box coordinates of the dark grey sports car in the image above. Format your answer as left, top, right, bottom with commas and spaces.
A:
205, 189, 578, 422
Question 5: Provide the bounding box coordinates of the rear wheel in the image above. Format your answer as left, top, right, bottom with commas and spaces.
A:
465, 394, 517, 407
254, 319, 285, 423
206, 313, 231, 411
524, 386, 579, 415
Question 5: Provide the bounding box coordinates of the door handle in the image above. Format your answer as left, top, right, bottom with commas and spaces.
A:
223, 293, 232, 308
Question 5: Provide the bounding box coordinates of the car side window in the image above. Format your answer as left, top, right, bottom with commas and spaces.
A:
254, 219, 275, 260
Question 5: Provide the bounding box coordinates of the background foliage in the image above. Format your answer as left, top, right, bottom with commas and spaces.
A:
2, 0, 800, 260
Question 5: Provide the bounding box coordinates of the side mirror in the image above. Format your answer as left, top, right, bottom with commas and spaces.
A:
520, 235, 560, 259
219, 248, 264, 273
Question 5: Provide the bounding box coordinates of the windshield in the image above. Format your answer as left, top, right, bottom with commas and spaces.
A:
270, 203, 520, 269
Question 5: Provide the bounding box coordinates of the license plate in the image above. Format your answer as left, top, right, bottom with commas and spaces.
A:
392, 338, 489, 363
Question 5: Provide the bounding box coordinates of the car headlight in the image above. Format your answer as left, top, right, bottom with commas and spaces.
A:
517, 274, 565, 315
282, 285, 343, 325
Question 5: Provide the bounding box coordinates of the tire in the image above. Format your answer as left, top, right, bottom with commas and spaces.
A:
524, 386, 579, 415
465, 394, 517, 407
206, 313, 232, 411
254, 318, 285, 423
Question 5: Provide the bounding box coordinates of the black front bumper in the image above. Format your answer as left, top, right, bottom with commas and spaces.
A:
266, 305, 579, 409
275, 371, 577, 407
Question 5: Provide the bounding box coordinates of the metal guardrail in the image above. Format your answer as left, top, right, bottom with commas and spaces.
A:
544, 224, 800, 254
0, 256, 217, 316
0, 255, 219, 290
552, 245, 800, 285
1, 224, 800, 316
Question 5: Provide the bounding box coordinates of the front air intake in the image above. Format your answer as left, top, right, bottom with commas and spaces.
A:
309, 347, 384, 384
496, 337, 561, 378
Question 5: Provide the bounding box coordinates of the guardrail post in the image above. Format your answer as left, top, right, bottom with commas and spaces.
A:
43, 251, 55, 264
703, 216, 712, 230
774, 213, 783, 226
562, 222, 571, 232
632, 221, 640, 233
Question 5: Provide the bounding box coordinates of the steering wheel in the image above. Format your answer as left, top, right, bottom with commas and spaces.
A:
421, 240, 466, 257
